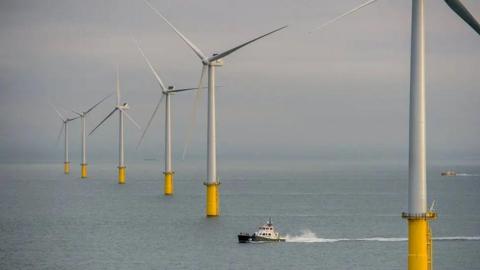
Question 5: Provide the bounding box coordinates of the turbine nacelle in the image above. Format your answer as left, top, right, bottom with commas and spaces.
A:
66, 117, 79, 122
117, 102, 129, 110
165, 86, 176, 95
209, 54, 224, 67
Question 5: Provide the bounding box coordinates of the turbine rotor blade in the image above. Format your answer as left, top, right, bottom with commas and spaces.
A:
167, 86, 206, 93
116, 66, 121, 106
85, 92, 114, 115
133, 37, 167, 92
208, 25, 288, 62
444, 0, 480, 35
137, 94, 165, 148
67, 116, 80, 122
55, 122, 65, 146
143, 0, 207, 62
182, 65, 207, 159
71, 110, 82, 116
311, 0, 379, 33
89, 108, 117, 135
121, 109, 142, 130
50, 102, 66, 121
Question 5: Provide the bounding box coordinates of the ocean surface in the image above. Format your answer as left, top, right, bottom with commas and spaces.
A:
0, 158, 479, 270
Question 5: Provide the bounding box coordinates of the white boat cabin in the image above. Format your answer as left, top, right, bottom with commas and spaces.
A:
254, 221, 281, 240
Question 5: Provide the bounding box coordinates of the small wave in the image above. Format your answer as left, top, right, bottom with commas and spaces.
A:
456, 173, 480, 177
285, 230, 480, 243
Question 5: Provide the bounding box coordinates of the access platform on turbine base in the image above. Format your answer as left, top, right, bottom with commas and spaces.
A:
163, 171, 174, 195
204, 182, 220, 217
402, 211, 436, 270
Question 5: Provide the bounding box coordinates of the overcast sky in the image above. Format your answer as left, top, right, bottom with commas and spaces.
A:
0, 0, 479, 163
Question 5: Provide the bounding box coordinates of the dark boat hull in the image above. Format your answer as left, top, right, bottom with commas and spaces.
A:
238, 234, 252, 243
238, 234, 285, 243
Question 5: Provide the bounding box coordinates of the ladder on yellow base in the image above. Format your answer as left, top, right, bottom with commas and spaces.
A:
427, 223, 432, 270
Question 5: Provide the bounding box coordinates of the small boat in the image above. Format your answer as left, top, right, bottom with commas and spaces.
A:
441, 170, 457, 176
238, 218, 285, 243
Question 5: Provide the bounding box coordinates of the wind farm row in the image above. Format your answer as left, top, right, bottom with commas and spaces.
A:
50, 0, 479, 269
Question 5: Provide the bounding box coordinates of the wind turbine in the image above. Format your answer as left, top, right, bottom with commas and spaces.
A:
144, 0, 287, 217
89, 68, 141, 184
72, 93, 113, 178
312, 0, 479, 269
134, 39, 199, 195
52, 104, 79, 174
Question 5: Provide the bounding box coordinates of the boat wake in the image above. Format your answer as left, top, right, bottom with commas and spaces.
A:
455, 173, 480, 177
285, 230, 480, 243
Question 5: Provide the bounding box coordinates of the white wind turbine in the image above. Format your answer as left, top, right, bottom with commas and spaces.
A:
89, 68, 141, 184
312, 0, 479, 269
144, 0, 287, 217
71, 93, 112, 178
134, 39, 199, 195
52, 104, 79, 174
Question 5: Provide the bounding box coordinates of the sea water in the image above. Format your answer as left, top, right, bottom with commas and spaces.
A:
0, 158, 479, 269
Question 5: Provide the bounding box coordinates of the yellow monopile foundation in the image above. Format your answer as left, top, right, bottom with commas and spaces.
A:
80, 163, 88, 178
118, 166, 126, 184
403, 211, 436, 270
64, 162, 70, 174
205, 182, 220, 217
164, 171, 174, 195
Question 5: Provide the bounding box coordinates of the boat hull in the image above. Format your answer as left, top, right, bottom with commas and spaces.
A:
238, 234, 252, 243
238, 234, 285, 243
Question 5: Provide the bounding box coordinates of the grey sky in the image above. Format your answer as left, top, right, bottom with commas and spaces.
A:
0, 0, 479, 163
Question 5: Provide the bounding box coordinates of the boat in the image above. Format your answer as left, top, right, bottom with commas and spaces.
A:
238, 218, 285, 243
441, 170, 457, 176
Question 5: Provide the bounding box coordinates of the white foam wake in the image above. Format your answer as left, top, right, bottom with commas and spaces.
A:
456, 173, 480, 177
285, 230, 350, 243
285, 230, 480, 243
434, 236, 480, 241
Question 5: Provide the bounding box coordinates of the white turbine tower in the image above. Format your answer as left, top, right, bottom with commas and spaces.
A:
52, 104, 79, 174
134, 39, 199, 195
144, 0, 287, 217
312, 0, 479, 269
72, 93, 112, 178
90, 68, 141, 184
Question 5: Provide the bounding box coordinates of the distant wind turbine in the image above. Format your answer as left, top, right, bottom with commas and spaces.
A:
311, 0, 479, 269
72, 93, 113, 178
89, 68, 141, 184
51, 104, 79, 174
143, 0, 287, 217
134, 38, 199, 195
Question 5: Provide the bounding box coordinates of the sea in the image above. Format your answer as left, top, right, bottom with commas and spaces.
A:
0, 158, 479, 269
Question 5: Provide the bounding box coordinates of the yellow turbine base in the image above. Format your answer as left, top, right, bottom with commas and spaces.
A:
408, 219, 429, 270
403, 211, 436, 270
118, 166, 126, 184
81, 163, 88, 178
205, 182, 220, 217
64, 162, 70, 174
164, 171, 174, 195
